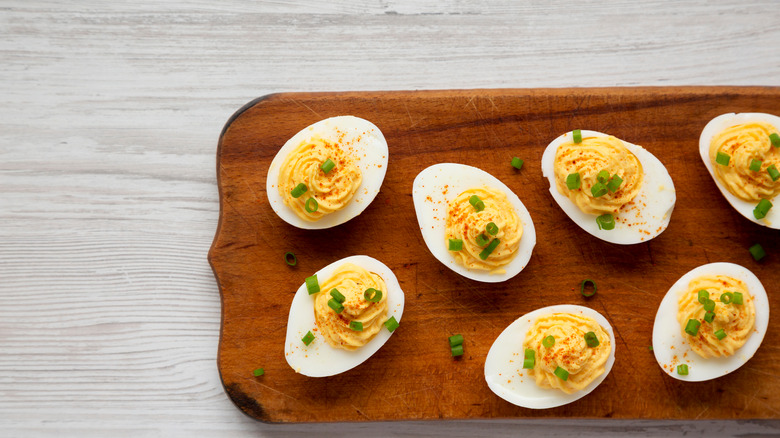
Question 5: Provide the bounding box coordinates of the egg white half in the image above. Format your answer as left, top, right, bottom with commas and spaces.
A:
484, 304, 616, 409
266, 116, 389, 229
411, 163, 536, 283
541, 130, 676, 244
284, 255, 405, 377
699, 112, 780, 229
652, 262, 769, 382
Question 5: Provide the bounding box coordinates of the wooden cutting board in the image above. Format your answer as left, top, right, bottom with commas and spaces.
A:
208, 88, 780, 423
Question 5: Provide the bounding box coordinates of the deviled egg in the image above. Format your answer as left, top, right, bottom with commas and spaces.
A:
541, 130, 676, 244
266, 116, 388, 229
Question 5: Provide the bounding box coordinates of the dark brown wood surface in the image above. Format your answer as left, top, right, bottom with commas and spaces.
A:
208, 88, 780, 423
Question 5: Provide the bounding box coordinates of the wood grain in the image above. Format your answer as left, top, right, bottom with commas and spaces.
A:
211, 87, 780, 423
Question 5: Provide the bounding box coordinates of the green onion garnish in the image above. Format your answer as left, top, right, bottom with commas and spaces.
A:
327, 298, 344, 314
768, 165, 780, 181
349, 321, 363, 331
697, 289, 709, 304
284, 252, 297, 266
291, 183, 308, 198
384, 316, 399, 332
684, 319, 701, 336
320, 158, 335, 174
591, 182, 608, 197
475, 233, 490, 247
607, 174, 623, 193
596, 213, 615, 230
448, 238, 463, 251
302, 331, 315, 346
523, 348, 535, 369
754, 198, 772, 219
714, 329, 727, 340
703, 299, 716, 312
305, 275, 320, 295
749, 243, 766, 261
469, 195, 482, 210
566, 172, 581, 190
573, 129, 582, 143
580, 279, 597, 297
486, 222, 499, 236
584, 331, 599, 348
451, 344, 464, 357
554, 366, 569, 381
474, 200, 485, 212
253, 368, 265, 377
364, 288, 383, 302
479, 238, 500, 260
704, 311, 715, 323
330, 288, 345, 303
449, 334, 464, 347
511, 157, 524, 170
750, 159, 763, 172
305, 197, 319, 213
677, 364, 689, 375
597, 170, 610, 183
771, 132, 780, 147
716, 152, 731, 166
543, 335, 555, 348
720, 292, 733, 304
648, 346, 653, 351
732, 292, 744, 305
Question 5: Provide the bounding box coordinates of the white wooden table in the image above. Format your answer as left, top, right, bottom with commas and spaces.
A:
2, 1, 780, 436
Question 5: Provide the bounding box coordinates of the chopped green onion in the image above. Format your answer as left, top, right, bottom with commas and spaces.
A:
648, 346, 654, 351
479, 238, 500, 260
469, 195, 482, 209
474, 201, 485, 212
566, 173, 581, 190
716, 152, 731, 166
448, 238, 463, 251
284, 252, 297, 266
732, 292, 744, 305
754, 199, 772, 219
349, 321, 363, 331
697, 289, 709, 304
522, 349, 535, 369
486, 222, 499, 236
330, 288, 345, 303
327, 298, 344, 314
449, 334, 464, 347
607, 174, 623, 193
253, 368, 265, 377
291, 183, 308, 198
749, 243, 766, 261
580, 279, 597, 297
591, 182, 608, 197
305, 197, 318, 213
573, 129, 582, 143
720, 292, 733, 304
684, 319, 701, 336
714, 329, 727, 340
524, 348, 535, 359
543, 335, 555, 348
771, 132, 780, 147
554, 366, 569, 381
302, 331, 315, 346
364, 288, 383, 302
383, 316, 399, 332
703, 299, 716, 312
584, 331, 599, 348
750, 159, 763, 172
596, 213, 615, 230
677, 364, 689, 375
597, 170, 610, 183
475, 233, 490, 247
451, 344, 464, 357
320, 158, 335, 174
704, 311, 715, 323
511, 157, 524, 170
768, 165, 780, 181
305, 275, 320, 295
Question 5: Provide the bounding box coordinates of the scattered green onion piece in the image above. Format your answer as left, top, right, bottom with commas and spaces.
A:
697, 289, 709, 304
749, 243, 766, 261
584, 331, 600, 348
720, 292, 733, 304
591, 182, 608, 197
573, 129, 582, 143
714, 329, 727, 340
479, 238, 500, 260
448, 238, 463, 251
302, 331, 315, 346
253, 368, 265, 377
732, 292, 744, 305
684, 319, 701, 336
543, 335, 555, 348
449, 334, 464, 347
771, 132, 780, 147
327, 298, 344, 314
597, 170, 610, 183
349, 321, 363, 331
554, 366, 569, 381
320, 158, 335, 174
474, 200, 485, 212
451, 344, 464, 357
511, 157, 524, 170
596, 213, 615, 230
715, 152, 731, 166
580, 279, 597, 297
364, 288, 383, 303
284, 252, 297, 266
703, 299, 716, 312
750, 159, 763, 172
648, 346, 654, 351
469, 195, 482, 209
607, 174, 623, 193
486, 222, 499, 236
768, 165, 780, 181
305, 197, 319, 213
475, 233, 490, 247
704, 311, 715, 323
383, 316, 399, 332
524, 348, 535, 359
677, 364, 689, 375
522, 348, 535, 369
305, 275, 320, 295
754, 199, 772, 220
566, 172, 581, 190
290, 183, 308, 198
330, 288, 345, 303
